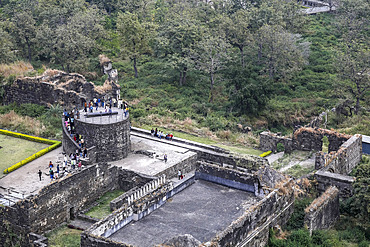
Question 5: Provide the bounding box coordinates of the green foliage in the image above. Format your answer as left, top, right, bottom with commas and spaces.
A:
285, 197, 313, 231
85, 190, 125, 219
0, 103, 46, 117
341, 156, 370, 223
46, 225, 81, 247
276, 143, 285, 152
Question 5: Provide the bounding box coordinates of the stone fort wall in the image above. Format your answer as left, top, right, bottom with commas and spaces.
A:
74, 117, 131, 162
4, 70, 120, 108
0, 163, 152, 246
304, 186, 340, 235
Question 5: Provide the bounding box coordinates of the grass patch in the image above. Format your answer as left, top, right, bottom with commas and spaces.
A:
46, 225, 81, 247
85, 190, 125, 219
138, 125, 263, 155
285, 164, 314, 178
0, 134, 49, 178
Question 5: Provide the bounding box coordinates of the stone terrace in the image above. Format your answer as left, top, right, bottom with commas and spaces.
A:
108, 179, 260, 246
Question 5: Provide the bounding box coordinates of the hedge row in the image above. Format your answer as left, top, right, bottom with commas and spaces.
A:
1, 129, 61, 174
259, 151, 272, 157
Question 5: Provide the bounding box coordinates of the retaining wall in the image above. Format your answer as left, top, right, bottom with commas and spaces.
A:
304, 186, 340, 235
210, 179, 295, 247
195, 162, 258, 193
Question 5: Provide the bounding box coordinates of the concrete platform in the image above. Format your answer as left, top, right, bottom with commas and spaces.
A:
108, 180, 260, 246
77, 107, 128, 125
109, 135, 197, 177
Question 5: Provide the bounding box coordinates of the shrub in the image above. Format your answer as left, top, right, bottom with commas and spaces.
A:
276, 143, 285, 152
260, 151, 272, 157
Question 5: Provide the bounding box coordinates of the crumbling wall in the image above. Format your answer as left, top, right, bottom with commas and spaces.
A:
316, 135, 362, 174
293, 127, 351, 152
315, 170, 354, 198
74, 116, 130, 162
304, 186, 339, 235
4, 69, 120, 108
210, 179, 295, 247
259, 131, 294, 153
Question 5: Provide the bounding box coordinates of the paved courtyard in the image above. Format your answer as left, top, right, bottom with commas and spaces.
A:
109, 179, 259, 246
109, 135, 196, 176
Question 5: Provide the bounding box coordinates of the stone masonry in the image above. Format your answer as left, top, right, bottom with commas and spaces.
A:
4, 69, 120, 108
304, 186, 340, 235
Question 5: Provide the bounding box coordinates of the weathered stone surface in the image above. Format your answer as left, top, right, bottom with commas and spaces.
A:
259, 131, 294, 153
74, 115, 130, 162
4, 69, 120, 108
304, 186, 340, 235
162, 234, 202, 247
293, 127, 351, 152
315, 135, 362, 174
255, 165, 287, 189
315, 170, 354, 198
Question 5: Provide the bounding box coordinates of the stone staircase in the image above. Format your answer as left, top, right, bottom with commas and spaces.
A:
0, 186, 25, 206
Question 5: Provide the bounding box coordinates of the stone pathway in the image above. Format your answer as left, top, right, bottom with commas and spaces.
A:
0, 147, 64, 204
266, 152, 284, 165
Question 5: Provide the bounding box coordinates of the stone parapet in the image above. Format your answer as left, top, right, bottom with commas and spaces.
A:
315, 170, 354, 198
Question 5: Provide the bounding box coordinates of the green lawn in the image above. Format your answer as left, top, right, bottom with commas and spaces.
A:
46, 225, 81, 247
0, 134, 49, 177
85, 190, 125, 219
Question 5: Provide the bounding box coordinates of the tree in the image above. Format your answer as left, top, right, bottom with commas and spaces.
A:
193, 34, 231, 102
156, 12, 202, 86
36, 5, 105, 72
0, 25, 14, 63
225, 64, 272, 115
335, 0, 370, 114
255, 25, 310, 81
116, 12, 153, 78
10, 11, 36, 63
223, 10, 252, 68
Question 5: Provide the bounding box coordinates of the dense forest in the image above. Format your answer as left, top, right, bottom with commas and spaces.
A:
0, 0, 368, 140
0, 1, 369, 246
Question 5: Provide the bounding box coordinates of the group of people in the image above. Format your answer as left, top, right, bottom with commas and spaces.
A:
39, 154, 84, 182
82, 97, 130, 118
151, 128, 174, 140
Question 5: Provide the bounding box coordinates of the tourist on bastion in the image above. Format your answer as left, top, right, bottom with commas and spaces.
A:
38, 170, 42, 181
178, 169, 182, 180
164, 154, 168, 163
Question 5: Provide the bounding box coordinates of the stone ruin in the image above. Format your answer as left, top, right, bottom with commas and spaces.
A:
260, 126, 363, 233
4, 56, 121, 108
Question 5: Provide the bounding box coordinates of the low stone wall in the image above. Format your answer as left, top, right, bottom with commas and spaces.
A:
209, 179, 295, 247
259, 131, 294, 153
155, 152, 198, 179
195, 162, 258, 193
304, 186, 339, 235
315, 170, 354, 198
199, 151, 268, 172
